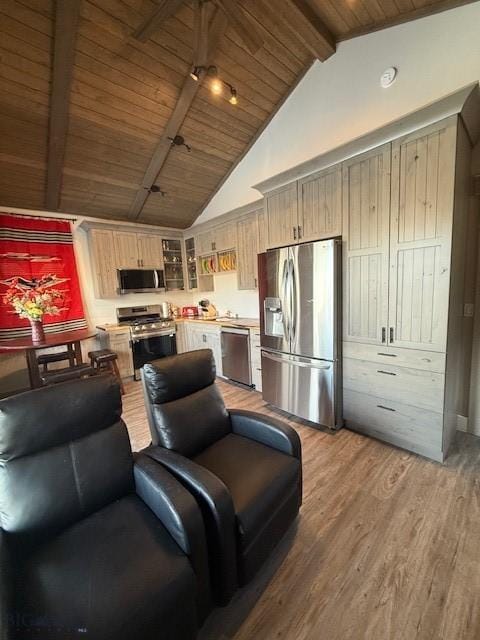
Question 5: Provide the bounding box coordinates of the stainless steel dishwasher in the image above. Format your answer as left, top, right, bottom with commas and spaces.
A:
221, 326, 252, 386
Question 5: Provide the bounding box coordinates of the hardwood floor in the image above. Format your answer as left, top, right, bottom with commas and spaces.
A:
122, 378, 480, 640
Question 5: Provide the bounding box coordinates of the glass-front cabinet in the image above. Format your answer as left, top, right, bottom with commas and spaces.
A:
162, 239, 184, 291
185, 237, 198, 291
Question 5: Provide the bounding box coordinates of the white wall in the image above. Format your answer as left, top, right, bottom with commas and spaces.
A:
205, 272, 259, 318
196, 2, 480, 224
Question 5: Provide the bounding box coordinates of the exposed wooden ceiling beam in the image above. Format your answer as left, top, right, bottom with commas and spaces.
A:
45, 0, 80, 211
213, 0, 264, 54
194, 0, 212, 66
338, 0, 479, 41
133, 0, 184, 42
278, 0, 336, 61
128, 6, 228, 220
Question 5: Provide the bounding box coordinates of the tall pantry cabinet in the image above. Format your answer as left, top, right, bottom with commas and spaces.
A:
343, 115, 476, 462
254, 84, 480, 462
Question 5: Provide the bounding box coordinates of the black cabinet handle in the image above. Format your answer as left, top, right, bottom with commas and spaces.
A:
377, 370, 397, 376
377, 404, 396, 412
377, 352, 397, 357
293, 226, 297, 240
381, 327, 386, 343
389, 327, 394, 343
298, 225, 302, 239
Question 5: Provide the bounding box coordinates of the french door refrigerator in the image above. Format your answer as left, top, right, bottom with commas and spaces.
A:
258, 238, 342, 429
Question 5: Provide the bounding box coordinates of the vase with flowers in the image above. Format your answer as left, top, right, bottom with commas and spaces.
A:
2, 275, 64, 344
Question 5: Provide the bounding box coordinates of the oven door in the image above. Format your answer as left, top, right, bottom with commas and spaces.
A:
132, 333, 177, 379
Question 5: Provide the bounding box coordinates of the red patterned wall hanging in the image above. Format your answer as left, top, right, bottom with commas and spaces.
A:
0, 213, 87, 339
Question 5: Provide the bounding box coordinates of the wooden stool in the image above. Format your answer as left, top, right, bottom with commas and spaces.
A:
37, 347, 75, 372
40, 364, 95, 386
88, 349, 125, 395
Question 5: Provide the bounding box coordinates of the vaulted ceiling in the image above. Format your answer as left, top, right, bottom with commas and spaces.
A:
0, 0, 476, 228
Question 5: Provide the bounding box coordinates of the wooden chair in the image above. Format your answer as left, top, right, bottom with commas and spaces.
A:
88, 349, 125, 395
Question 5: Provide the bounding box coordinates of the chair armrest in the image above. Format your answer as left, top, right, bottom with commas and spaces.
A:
142, 446, 237, 606
0, 530, 12, 640
134, 454, 211, 621
229, 409, 302, 460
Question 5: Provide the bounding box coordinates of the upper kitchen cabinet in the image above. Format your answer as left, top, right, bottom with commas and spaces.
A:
342, 144, 391, 345
137, 234, 164, 269
265, 183, 298, 249
89, 229, 118, 299
114, 232, 139, 269
388, 119, 457, 352
257, 209, 267, 254
298, 164, 342, 242
114, 231, 163, 269
215, 222, 237, 252
195, 222, 237, 254
237, 215, 259, 290
195, 229, 215, 255
83, 221, 182, 299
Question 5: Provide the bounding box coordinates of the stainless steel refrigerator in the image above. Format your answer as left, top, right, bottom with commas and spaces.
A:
258, 238, 342, 429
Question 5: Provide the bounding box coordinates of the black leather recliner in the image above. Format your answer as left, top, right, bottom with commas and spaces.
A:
141, 349, 302, 605
0, 375, 211, 640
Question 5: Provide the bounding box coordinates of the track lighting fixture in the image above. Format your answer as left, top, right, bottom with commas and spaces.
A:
188, 65, 238, 105
228, 87, 237, 105
190, 66, 202, 81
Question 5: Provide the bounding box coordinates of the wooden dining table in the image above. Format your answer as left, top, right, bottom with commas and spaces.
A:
0, 328, 98, 389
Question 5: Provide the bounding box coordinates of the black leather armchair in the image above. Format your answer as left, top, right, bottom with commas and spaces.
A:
0, 375, 211, 640
141, 349, 302, 605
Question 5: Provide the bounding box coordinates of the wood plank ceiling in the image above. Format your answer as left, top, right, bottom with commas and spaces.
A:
0, 0, 477, 228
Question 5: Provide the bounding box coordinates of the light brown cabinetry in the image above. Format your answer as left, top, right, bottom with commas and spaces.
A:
184, 322, 223, 376
114, 232, 139, 269
215, 222, 236, 252
195, 230, 215, 255
114, 231, 163, 269
90, 229, 118, 299
388, 120, 456, 352
342, 144, 391, 345
237, 216, 259, 290
342, 116, 475, 461
137, 234, 164, 268
98, 327, 134, 378
196, 223, 236, 255
250, 328, 262, 391
265, 183, 298, 248
257, 209, 267, 254
298, 164, 342, 242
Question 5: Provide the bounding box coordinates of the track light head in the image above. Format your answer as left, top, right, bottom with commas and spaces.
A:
229, 87, 238, 105
190, 66, 202, 81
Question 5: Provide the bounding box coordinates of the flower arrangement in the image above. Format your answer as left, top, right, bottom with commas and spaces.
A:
2, 275, 64, 322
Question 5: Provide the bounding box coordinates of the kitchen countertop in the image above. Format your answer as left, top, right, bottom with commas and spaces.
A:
96, 318, 260, 332
175, 317, 260, 329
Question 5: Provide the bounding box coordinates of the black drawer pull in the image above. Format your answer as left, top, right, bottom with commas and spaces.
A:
377, 352, 397, 357
377, 404, 396, 412
377, 370, 397, 376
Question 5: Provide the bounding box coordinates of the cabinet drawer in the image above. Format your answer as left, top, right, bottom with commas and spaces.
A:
344, 389, 443, 458
343, 342, 445, 373
343, 358, 445, 413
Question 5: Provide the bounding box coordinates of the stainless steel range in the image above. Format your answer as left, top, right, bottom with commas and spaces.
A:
116, 305, 176, 379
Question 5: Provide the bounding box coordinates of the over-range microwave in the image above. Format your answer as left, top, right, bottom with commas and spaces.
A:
117, 269, 165, 294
